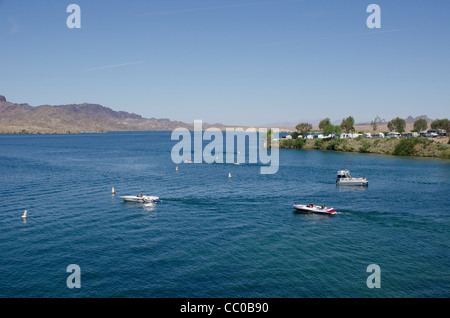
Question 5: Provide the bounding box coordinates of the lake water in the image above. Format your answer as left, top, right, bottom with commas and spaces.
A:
0, 131, 448, 298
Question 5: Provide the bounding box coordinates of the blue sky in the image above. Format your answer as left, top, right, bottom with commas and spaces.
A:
0, 0, 449, 126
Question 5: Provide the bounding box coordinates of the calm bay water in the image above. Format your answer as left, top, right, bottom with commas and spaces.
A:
0, 131, 448, 298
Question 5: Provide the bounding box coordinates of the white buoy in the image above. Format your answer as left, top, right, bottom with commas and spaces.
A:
176, 166, 179, 172
228, 172, 231, 178
111, 187, 115, 194
21, 210, 27, 219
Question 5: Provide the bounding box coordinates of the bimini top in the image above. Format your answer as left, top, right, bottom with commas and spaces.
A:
337, 170, 351, 177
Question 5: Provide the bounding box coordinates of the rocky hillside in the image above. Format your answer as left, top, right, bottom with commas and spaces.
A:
403, 115, 433, 124
0, 95, 219, 134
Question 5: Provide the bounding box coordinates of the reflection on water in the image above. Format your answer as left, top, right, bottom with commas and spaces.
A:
143, 202, 156, 211
336, 185, 368, 192
143, 202, 158, 218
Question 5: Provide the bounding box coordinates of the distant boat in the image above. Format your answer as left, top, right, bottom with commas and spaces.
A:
184, 159, 193, 164
120, 195, 160, 203
293, 203, 336, 215
336, 170, 368, 186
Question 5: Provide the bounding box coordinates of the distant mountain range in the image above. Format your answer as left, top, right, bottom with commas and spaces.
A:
0, 94, 439, 133
259, 120, 320, 128
356, 115, 434, 125
403, 115, 434, 124
0, 95, 223, 133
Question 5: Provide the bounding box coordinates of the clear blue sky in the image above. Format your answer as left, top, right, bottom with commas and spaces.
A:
1, 0, 449, 126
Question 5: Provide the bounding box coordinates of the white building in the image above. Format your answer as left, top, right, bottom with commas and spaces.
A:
339, 133, 351, 139
387, 132, 401, 138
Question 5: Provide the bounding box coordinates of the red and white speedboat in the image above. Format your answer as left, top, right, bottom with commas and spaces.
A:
293, 203, 336, 215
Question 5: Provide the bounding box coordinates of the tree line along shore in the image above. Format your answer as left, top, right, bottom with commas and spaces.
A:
277, 116, 450, 160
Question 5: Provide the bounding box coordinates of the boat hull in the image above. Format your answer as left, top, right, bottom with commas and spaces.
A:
336, 179, 368, 186
120, 196, 160, 203
293, 204, 336, 215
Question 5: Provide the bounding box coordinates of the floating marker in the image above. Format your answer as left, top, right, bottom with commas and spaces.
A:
176, 166, 179, 171
228, 172, 231, 178
21, 210, 27, 219
111, 187, 115, 194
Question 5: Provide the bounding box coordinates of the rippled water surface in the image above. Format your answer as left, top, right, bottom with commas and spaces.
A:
0, 131, 449, 297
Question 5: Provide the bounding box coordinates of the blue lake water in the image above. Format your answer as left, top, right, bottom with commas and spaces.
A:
0, 131, 449, 297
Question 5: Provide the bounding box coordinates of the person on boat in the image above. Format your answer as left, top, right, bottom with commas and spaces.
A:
323, 205, 327, 209
140, 193, 144, 197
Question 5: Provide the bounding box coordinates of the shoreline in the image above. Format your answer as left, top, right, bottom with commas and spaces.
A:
279, 137, 450, 160
2, 130, 449, 160
282, 144, 450, 162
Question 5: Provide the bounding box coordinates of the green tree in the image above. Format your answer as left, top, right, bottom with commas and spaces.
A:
294, 138, 305, 149
393, 137, 426, 156
326, 139, 341, 150
318, 118, 331, 130
314, 139, 324, 149
413, 118, 428, 132
322, 124, 342, 136
281, 139, 293, 148
387, 117, 406, 133
295, 122, 312, 137
370, 115, 384, 133
431, 118, 449, 132
359, 141, 371, 153
280, 138, 305, 149
340, 116, 355, 133
266, 129, 272, 148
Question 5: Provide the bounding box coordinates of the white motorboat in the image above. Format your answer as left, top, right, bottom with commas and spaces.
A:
336, 170, 368, 186
120, 195, 160, 203
293, 203, 337, 215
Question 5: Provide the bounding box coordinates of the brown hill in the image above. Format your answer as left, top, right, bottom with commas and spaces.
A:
403, 115, 433, 124
0, 95, 221, 134
357, 115, 433, 126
